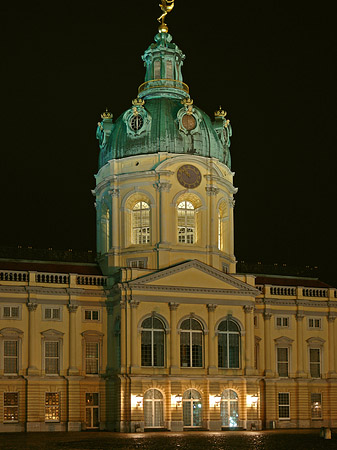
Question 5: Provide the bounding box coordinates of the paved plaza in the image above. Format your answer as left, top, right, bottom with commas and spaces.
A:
0, 430, 336, 450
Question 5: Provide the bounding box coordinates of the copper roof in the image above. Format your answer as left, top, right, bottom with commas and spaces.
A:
0, 259, 102, 275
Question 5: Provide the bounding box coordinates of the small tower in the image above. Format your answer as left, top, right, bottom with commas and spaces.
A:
94, 8, 236, 276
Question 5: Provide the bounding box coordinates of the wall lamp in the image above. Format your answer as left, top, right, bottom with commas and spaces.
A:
175, 394, 182, 405
214, 394, 222, 405
136, 395, 143, 406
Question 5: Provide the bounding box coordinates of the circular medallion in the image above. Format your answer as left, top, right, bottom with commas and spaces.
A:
130, 114, 144, 131
182, 114, 196, 131
177, 164, 202, 189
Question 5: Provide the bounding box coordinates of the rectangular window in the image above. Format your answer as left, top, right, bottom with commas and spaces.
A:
278, 392, 290, 419
277, 347, 289, 377
85, 310, 99, 321
154, 60, 161, 78
86, 342, 99, 374
45, 341, 59, 374
128, 259, 146, 269
4, 341, 18, 375
310, 348, 321, 378
166, 60, 173, 78
309, 318, 321, 329
276, 316, 289, 328
85, 393, 99, 428
311, 393, 322, 419
4, 392, 18, 422
45, 393, 60, 422
3, 306, 20, 318
44, 307, 60, 320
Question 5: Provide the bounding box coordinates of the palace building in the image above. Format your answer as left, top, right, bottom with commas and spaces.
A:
0, 8, 336, 433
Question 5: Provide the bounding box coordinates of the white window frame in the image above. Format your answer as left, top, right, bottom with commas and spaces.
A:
42, 306, 62, 321
85, 392, 100, 429
278, 392, 290, 420
82, 331, 104, 376
311, 393, 322, 419
177, 200, 195, 244
274, 336, 293, 378
309, 348, 321, 378
127, 258, 148, 269
2, 305, 21, 320
3, 392, 19, 423
308, 318, 322, 330
0, 327, 23, 376
275, 316, 290, 328
276, 347, 289, 377
45, 392, 60, 422
307, 337, 325, 379
41, 329, 64, 376
83, 309, 101, 322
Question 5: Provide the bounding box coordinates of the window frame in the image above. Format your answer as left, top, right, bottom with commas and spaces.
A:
85, 392, 100, 429
278, 392, 290, 420
275, 316, 290, 328
309, 348, 321, 378
140, 315, 166, 368
311, 393, 322, 420
127, 257, 148, 269
3, 392, 19, 423
42, 306, 62, 322
217, 317, 241, 369
307, 337, 325, 379
2, 305, 21, 320
0, 327, 23, 376
177, 200, 195, 244
131, 201, 151, 245
82, 330, 104, 376
308, 318, 322, 330
276, 347, 289, 377
83, 309, 101, 323
179, 317, 204, 368
41, 329, 64, 376
45, 392, 60, 422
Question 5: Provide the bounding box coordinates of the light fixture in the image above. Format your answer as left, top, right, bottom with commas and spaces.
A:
175, 394, 182, 404
214, 394, 222, 405
136, 395, 143, 406
251, 394, 259, 404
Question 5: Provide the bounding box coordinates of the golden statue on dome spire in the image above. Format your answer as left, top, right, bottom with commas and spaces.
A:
158, 0, 175, 33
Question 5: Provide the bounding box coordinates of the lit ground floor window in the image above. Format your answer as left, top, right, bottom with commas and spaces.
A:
144, 389, 164, 428
183, 389, 202, 427
45, 392, 60, 422
221, 389, 239, 427
85, 393, 99, 428
278, 392, 290, 419
311, 393, 322, 419
4, 392, 18, 422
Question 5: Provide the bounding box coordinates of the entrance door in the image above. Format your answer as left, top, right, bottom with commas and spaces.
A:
220, 389, 239, 427
85, 393, 99, 428
183, 389, 202, 427
144, 389, 164, 427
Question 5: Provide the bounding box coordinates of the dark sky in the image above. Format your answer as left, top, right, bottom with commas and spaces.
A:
1, 2, 336, 284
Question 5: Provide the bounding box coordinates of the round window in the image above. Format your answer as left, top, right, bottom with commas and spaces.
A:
130, 114, 144, 131
182, 114, 196, 131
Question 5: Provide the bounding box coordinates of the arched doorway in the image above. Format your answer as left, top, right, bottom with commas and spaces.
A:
221, 389, 239, 427
183, 389, 202, 427
143, 389, 164, 428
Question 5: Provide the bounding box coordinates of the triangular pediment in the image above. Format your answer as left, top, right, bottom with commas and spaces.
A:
128, 260, 260, 296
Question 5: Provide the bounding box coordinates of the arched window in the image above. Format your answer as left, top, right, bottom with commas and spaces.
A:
178, 201, 195, 244
144, 389, 164, 428
180, 318, 203, 367
218, 318, 240, 368
141, 316, 165, 367
132, 201, 150, 244
221, 389, 239, 427
183, 389, 202, 427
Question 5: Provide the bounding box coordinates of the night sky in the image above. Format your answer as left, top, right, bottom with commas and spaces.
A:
1, 2, 336, 284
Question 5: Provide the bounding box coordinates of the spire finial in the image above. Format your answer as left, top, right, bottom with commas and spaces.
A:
157, 0, 175, 33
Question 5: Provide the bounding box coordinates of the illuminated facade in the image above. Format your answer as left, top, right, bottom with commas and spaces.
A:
0, 12, 337, 433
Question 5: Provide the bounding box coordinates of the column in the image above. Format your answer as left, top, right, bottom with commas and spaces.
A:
109, 187, 120, 266
169, 302, 179, 374
328, 316, 337, 377
120, 300, 127, 374
154, 182, 172, 244
67, 304, 79, 375
296, 313, 305, 377
130, 300, 139, 370
206, 186, 219, 266
207, 304, 217, 374
264, 312, 273, 377
244, 305, 255, 375
27, 301, 39, 375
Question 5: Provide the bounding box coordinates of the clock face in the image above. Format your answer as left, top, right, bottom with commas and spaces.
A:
177, 164, 202, 189
130, 114, 143, 131
182, 114, 196, 131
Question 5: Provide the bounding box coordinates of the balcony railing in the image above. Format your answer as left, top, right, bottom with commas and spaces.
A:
138, 78, 189, 95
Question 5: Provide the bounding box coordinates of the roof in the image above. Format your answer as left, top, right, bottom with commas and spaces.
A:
0, 259, 102, 275
254, 274, 332, 288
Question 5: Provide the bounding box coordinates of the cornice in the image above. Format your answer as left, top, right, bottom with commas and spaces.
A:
0, 285, 105, 298
129, 284, 256, 296
260, 297, 336, 308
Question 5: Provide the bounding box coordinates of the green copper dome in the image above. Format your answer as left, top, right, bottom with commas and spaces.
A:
97, 32, 232, 169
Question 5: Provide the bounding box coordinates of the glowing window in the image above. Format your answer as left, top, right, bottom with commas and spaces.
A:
141, 317, 165, 367
4, 392, 18, 422
178, 201, 195, 244
180, 318, 203, 367
132, 201, 150, 244
218, 318, 240, 369
45, 393, 60, 422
